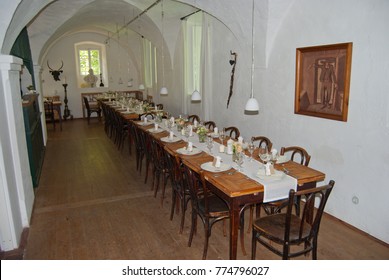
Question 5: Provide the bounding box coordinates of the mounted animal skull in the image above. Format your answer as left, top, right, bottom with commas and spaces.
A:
47, 60, 64, 81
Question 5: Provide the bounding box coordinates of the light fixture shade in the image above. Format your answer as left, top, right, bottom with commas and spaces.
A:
191, 90, 201, 101
139, 84, 145, 90
245, 97, 259, 111
160, 86, 168, 95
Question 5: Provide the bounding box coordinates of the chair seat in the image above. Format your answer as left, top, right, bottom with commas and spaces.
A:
253, 213, 311, 243
199, 195, 229, 216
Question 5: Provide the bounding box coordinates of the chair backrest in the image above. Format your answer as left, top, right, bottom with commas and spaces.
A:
284, 180, 335, 246
139, 112, 155, 121
44, 101, 54, 117
204, 121, 216, 131
280, 146, 311, 166
188, 114, 200, 123
251, 136, 273, 152
181, 163, 210, 214
156, 103, 163, 110
224, 126, 240, 140
83, 97, 91, 111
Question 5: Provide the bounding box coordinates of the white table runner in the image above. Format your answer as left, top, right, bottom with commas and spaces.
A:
159, 123, 297, 203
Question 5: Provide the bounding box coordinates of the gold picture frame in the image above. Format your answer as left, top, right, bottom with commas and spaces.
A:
295, 42, 352, 121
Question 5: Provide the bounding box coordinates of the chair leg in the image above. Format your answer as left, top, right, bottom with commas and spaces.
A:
170, 190, 177, 221
251, 231, 257, 260
202, 221, 210, 260
247, 205, 254, 233
188, 211, 197, 247
179, 197, 186, 234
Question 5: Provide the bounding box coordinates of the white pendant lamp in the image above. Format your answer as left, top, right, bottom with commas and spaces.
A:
160, 0, 168, 95
245, 0, 259, 112
191, 89, 201, 101
160, 86, 168, 95
139, 84, 145, 90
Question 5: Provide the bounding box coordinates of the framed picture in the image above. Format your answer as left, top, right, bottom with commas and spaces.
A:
295, 42, 352, 121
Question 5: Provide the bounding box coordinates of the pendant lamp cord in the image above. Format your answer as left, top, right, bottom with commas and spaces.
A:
250, 0, 255, 99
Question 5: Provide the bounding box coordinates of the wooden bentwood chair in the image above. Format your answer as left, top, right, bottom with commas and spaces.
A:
83, 97, 101, 124
252, 180, 335, 260
188, 114, 200, 123
44, 101, 56, 130
224, 126, 240, 140
183, 165, 230, 260
203, 121, 216, 131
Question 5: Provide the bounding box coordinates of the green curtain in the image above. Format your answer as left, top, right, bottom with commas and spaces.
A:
10, 27, 35, 90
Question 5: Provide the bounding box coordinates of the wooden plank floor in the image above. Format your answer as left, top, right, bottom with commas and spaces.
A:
23, 119, 389, 260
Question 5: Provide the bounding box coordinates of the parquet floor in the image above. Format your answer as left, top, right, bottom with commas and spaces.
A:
22, 119, 389, 260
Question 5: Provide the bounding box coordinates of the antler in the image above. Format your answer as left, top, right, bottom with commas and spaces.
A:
47, 60, 64, 71
47, 60, 53, 71
58, 60, 64, 71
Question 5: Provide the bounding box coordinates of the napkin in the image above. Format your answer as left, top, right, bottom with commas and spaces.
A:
238, 136, 243, 144
219, 145, 225, 153
189, 125, 193, 136
143, 117, 148, 124
214, 127, 218, 134
126, 107, 129, 112
187, 142, 193, 152
213, 156, 221, 168
265, 162, 275, 176
154, 123, 158, 130
169, 131, 174, 140
193, 120, 198, 128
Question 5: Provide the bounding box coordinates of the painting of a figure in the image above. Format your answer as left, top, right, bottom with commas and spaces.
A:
295, 42, 352, 121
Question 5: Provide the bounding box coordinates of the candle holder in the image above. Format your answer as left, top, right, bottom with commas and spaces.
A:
62, 83, 73, 120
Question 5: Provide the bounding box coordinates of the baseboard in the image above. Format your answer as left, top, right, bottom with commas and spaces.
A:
323, 212, 389, 247
0, 227, 29, 260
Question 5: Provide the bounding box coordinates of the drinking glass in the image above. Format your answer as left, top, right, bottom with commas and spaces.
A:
236, 152, 244, 171
184, 125, 190, 142
206, 136, 214, 155
219, 129, 226, 146
259, 147, 270, 163
248, 141, 255, 162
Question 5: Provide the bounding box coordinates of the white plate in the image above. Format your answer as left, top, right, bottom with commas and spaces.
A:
147, 128, 164, 133
176, 147, 202, 155
137, 121, 152, 126
201, 162, 231, 172
210, 133, 219, 138
121, 111, 135, 115
256, 169, 285, 180
160, 136, 181, 143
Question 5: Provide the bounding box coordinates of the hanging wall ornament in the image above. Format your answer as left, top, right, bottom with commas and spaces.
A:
227, 51, 237, 108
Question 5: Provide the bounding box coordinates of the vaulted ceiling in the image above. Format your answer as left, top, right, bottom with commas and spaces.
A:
6, 0, 200, 62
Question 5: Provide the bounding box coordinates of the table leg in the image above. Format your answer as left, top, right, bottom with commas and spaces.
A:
229, 201, 241, 260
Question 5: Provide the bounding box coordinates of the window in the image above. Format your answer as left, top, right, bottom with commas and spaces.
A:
142, 38, 157, 89
75, 42, 107, 88
79, 49, 101, 75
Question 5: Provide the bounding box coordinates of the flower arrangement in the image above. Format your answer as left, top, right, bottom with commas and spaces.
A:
175, 117, 185, 131
196, 125, 208, 142
232, 141, 243, 161
232, 142, 243, 153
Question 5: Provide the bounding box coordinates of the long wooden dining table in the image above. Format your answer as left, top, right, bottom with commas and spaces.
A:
127, 117, 326, 260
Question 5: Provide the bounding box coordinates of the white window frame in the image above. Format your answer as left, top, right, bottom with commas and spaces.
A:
75, 42, 107, 88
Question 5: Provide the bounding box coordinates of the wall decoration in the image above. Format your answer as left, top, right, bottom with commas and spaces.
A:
227, 51, 237, 108
295, 42, 352, 121
47, 60, 64, 81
